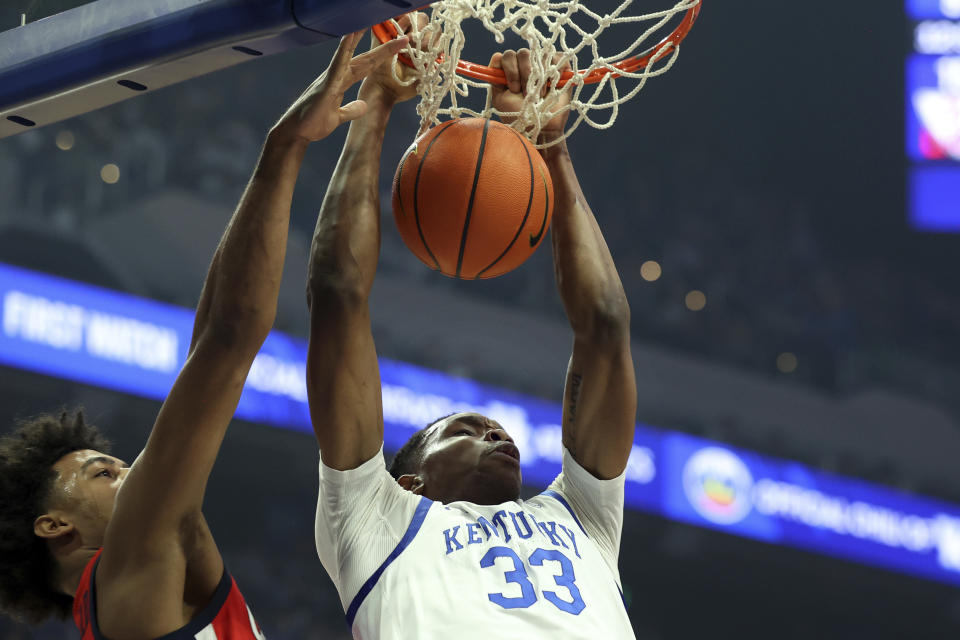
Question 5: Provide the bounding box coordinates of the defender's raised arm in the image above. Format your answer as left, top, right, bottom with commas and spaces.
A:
90, 32, 407, 638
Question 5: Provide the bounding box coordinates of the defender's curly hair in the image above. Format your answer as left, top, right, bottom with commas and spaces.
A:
0, 411, 110, 624
388, 413, 455, 480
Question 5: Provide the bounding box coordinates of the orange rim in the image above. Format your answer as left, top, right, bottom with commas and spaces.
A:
372, 1, 701, 87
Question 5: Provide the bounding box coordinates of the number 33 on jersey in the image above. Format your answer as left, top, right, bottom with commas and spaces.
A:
316, 449, 636, 640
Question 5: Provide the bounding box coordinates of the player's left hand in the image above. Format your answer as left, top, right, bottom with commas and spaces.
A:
272, 30, 409, 145
489, 49, 571, 136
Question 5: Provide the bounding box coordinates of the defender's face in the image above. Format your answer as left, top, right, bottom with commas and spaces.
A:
44, 449, 130, 545
417, 412, 522, 505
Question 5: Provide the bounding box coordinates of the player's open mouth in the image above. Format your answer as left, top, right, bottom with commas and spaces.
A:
488, 442, 521, 464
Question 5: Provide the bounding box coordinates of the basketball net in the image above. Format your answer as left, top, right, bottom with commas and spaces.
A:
387, 0, 700, 147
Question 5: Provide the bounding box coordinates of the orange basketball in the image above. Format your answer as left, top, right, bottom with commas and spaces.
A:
392, 118, 553, 279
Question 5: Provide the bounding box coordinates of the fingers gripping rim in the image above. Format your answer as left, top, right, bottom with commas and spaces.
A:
372, 1, 702, 87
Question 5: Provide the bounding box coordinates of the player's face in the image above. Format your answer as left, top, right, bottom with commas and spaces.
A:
37, 450, 130, 546
416, 412, 522, 505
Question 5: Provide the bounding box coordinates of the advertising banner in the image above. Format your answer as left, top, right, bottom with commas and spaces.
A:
907, 0, 960, 230
1, 262, 958, 586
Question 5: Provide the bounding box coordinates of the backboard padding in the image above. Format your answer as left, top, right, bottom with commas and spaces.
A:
0, 0, 420, 138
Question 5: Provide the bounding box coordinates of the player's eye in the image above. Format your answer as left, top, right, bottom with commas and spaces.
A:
454, 429, 472, 436
96, 469, 111, 478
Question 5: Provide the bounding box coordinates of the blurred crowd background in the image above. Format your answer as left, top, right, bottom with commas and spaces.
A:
4, 1, 960, 410
1, 1, 959, 638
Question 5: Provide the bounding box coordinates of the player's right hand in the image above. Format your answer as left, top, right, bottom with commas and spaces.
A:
271, 30, 408, 145
360, 12, 429, 105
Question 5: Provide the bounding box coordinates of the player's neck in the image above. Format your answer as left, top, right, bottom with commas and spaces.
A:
54, 545, 100, 597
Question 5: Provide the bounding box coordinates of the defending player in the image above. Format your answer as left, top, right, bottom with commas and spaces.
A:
307, 40, 638, 638
0, 32, 408, 638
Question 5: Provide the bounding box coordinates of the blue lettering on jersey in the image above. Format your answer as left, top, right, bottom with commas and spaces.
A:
510, 512, 534, 539
444, 526, 464, 554
466, 523, 483, 545
529, 514, 568, 550
442, 508, 580, 558
491, 511, 512, 542
558, 524, 581, 559
476, 516, 499, 541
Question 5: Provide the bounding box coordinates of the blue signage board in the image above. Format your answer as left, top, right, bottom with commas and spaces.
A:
0, 262, 958, 586
0, 261, 312, 432
907, 0, 960, 19
659, 433, 960, 587
907, 1, 960, 231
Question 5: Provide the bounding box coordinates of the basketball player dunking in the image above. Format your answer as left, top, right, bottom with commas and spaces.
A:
0, 32, 407, 638
308, 37, 639, 639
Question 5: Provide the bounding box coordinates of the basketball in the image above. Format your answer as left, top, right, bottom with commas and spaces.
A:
391, 118, 554, 279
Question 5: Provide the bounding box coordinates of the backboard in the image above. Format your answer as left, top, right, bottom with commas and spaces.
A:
0, 0, 422, 139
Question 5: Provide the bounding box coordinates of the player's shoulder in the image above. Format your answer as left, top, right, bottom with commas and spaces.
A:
526, 488, 586, 526
317, 446, 416, 511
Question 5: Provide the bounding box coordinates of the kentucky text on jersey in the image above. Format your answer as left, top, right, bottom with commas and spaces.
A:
442, 509, 581, 558
315, 447, 636, 639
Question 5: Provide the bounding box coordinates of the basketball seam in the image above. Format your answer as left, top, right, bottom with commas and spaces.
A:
455, 118, 491, 279
530, 164, 550, 247
394, 152, 410, 221
476, 127, 537, 278
412, 121, 458, 271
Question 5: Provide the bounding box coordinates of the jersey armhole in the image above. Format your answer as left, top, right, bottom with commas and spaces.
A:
345, 495, 433, 628
88, 556, 234, 640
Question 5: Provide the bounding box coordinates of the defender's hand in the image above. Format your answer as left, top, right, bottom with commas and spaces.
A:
489, 49, 571, 135
272, 30, 408, 144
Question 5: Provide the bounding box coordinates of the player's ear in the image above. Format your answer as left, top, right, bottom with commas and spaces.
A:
34, 511, 76, 540
397, 474, 425, 495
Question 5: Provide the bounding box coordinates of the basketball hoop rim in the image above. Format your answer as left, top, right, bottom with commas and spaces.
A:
372, 1, 701, 87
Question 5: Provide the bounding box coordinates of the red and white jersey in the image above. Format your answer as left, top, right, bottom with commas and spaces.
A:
73, 549, 266, 640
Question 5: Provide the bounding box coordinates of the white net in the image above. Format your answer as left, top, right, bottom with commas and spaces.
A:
388, 0, 700, 147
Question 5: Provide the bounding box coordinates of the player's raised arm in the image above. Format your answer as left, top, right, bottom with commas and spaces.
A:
94, 32, 409, 636
546, 139, 637, 479
306, 26, 420, 472
492, 50, 637, 480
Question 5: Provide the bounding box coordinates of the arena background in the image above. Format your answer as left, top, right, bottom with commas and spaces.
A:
1, 1, 959, 638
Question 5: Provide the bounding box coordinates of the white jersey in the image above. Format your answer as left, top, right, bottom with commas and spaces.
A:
314, 446, 635, 639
